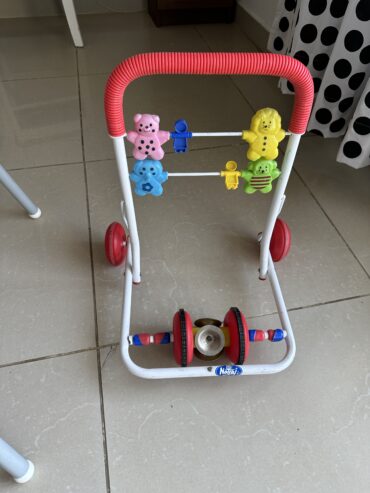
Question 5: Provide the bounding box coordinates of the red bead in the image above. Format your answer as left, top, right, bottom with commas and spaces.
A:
254, 330, 266, 341
138, 334, 151, 345
154, 332, 167, 345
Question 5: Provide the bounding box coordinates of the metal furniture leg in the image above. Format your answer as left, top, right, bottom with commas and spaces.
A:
61, 0, 84, 48
0, 437, 34, 483
0, 164, 41, 219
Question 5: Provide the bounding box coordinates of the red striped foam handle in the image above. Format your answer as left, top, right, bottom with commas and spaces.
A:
104, 52, 314, 137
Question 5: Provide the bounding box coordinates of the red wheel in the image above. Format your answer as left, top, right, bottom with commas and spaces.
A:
224, 308, 249, 365
270, 218, 291, 262
173, 309, 194, 367
105, 222, 127, 266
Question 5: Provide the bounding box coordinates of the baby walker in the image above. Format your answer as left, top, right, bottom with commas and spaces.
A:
104, 52, 314, 379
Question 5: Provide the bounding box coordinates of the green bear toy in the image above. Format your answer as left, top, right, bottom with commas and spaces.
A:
241, 158, 281, 194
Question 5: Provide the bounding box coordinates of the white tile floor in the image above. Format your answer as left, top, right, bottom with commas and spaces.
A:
0, 12, 369, 493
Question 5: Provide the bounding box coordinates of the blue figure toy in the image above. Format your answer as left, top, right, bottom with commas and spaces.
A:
171, 119, 192, 153
130, 160, 168, 197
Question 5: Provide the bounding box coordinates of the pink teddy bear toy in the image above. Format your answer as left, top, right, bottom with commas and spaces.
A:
127, 114, 170, 160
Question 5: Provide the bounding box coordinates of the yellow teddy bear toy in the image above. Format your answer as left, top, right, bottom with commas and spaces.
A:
242, 108, 286, 161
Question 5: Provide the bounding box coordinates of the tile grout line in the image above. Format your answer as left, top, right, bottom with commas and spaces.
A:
287, 292, 370, 312
75, 49, 112, 493
0, 73, 79, 84
294, 167, 370, 279
9, 160, 83, 172
0, 343, 118, 370
250, 292, 370, 319
0, 346, 97, 370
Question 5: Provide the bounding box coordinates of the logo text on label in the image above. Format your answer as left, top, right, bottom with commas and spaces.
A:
215, 365, 243, 376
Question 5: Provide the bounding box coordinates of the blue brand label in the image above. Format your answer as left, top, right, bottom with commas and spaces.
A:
215, 365, 242, 376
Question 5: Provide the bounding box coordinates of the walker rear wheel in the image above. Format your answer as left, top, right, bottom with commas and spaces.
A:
270, 218, 291, 262
224, 307, 249, 365
173, 309, 194, 367
105, 222, 127, 266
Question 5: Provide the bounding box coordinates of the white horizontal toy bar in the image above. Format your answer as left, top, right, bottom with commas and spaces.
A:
167, 172, 220, 177
191, 132, 242, 137
190, 131, 291, 137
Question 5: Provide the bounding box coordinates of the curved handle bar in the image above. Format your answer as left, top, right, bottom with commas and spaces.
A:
105, 52, 314, 137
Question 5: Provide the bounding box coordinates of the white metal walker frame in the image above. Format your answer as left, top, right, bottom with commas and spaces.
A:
104, 52, 314, 379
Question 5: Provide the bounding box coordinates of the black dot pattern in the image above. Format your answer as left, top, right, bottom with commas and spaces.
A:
321, 26, 338, 45
294, 50, 310, 65
268, 0, 299, 56
313, 53, 329, 71
273, 37, 284, 51
330, 0, 348, 18
365, 92, 370, 109
285, 0, 296, 12
348, 72, 366, 90
353, 116, 370, 135
342, 140, 362, 157
324, 85, 342, 102
279, 17, 290, 32
344, 30, 364, 51
338, 97, 354, 113
330, 118, 346, 132
316, 108, 332, 124
268, 0, 370, 153
356, 0, 370, 21
309, 0, 327, 16
338, 78, 370, 168
359, 45, 370, 64
334, 59, 352, 78
300, 24, 318, 43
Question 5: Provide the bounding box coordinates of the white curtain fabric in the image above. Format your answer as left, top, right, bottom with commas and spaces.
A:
268, 0, 370, 168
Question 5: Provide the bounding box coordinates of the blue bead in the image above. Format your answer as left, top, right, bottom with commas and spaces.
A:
160, 333, 171, 344
133, 334, 142, 346
272, 329, 284, 342
249, 329, 257, 342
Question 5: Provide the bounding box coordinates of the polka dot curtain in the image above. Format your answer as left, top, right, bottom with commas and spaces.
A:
337, 78, 370, 168
268, 0, 370, 168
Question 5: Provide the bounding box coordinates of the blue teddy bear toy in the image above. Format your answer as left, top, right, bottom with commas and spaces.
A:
129, 160, 168, 197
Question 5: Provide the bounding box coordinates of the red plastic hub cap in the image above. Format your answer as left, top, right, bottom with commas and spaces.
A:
105, 222, 127, 266
224, 308, 249, 365
270, 218, 291, 262
173, 309, 194, 367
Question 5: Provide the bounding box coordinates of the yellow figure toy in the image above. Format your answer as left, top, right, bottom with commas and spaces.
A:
221, 161, 241, 190
242, 108, 286, 161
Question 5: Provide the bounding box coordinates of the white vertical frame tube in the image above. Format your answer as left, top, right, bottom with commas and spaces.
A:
112, 136, 141, 283
259, 133, 301, 279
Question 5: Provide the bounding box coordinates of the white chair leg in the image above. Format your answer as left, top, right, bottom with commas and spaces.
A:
0, 164, 41, 219
61, 0, 84, 48
0, 438, 34, 483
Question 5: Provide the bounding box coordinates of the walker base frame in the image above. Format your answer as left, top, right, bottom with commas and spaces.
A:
104, 52, 314, 379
